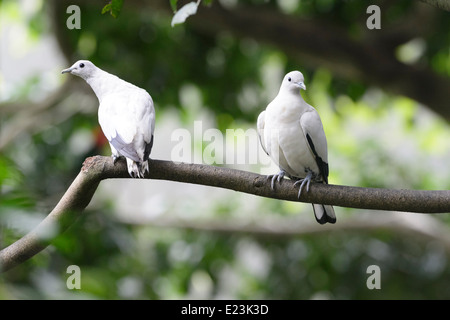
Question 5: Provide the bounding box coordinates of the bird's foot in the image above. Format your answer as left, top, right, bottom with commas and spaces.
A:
112, 154, 120, 165
127, 159, 149, 178
293, 171, 313, 199
267, 170, 286, 190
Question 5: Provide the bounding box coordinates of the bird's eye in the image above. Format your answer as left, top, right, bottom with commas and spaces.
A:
80, 63, 85, 68
288, 77, 291, 82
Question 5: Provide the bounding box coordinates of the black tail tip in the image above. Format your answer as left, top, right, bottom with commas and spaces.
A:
316, 215, 337, 225
313, 204, 337, 225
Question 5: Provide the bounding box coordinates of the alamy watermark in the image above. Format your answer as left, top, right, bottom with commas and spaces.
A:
366, 5, 381, 30
66, 265, 81, 290
169, 121, 283, 175
366, 265, 381, 290
66, 5, 81, 30
66, 4, 381, 31
63, 2, 382, 168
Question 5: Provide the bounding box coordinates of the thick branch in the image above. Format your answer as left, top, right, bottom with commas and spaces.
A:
0, 162, 101, 272
1, 156, 449, 272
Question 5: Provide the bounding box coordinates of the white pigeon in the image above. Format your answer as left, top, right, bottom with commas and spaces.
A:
62, 60, 155, 178
257, 71, 336, 224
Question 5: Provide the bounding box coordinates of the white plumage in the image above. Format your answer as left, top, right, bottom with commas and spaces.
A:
62, 60, 155, 178
257, 71, 336, 224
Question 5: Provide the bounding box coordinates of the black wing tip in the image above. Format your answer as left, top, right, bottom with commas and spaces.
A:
305, 133, 329, 184
143, 135, 154, 161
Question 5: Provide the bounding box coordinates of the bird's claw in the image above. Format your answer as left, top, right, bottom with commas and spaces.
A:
293, 171, 313, 199
112, 154, 120, 165
267, 170, 286, 190
293, 178, 310, 198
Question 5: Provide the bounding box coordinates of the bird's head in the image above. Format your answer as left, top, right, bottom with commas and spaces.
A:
281, 71, 306, 93
61, 60, 97, 80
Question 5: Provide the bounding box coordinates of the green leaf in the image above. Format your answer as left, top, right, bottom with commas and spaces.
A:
102, 0, 124, 18
170, 0, 178, 13
101, 3, 111, 15
111, 0, 124, 17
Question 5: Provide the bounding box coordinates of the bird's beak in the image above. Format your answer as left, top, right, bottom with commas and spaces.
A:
61, 67, 74, 74
298, 82, 306, 90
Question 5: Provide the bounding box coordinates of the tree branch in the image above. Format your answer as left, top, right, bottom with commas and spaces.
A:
184, 1, 450, 121
51, 0, 450, 121
1, 155, 449, 272
120, 214, 450, 252
0, 79, 96, 151
420, 0, 450, 11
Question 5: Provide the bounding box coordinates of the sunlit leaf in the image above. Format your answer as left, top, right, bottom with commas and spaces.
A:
102, 0, 124, 18
101, 3, 111, 15
171, 1, 199, 27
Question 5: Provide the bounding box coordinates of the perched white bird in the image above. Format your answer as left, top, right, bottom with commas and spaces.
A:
257, 71, 336, 224
62, 60, 155, 178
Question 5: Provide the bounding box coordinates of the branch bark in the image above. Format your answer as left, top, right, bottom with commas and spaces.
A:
1, 155, 449, 272
420, 0, 450, 11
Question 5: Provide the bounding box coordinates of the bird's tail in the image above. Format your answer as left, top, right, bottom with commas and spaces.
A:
312, 204, 336, 224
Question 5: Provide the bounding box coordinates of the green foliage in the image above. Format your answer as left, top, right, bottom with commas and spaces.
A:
170, 0, 178, 13
1, 0, 450, 300
102, 0, 124, 18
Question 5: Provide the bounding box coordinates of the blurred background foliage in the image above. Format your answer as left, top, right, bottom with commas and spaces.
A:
1, 0, 450, 299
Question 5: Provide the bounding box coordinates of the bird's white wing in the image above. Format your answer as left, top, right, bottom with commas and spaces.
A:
257, 111, 268, 155
299, 109, 329, 182
99, 88, 155, 162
